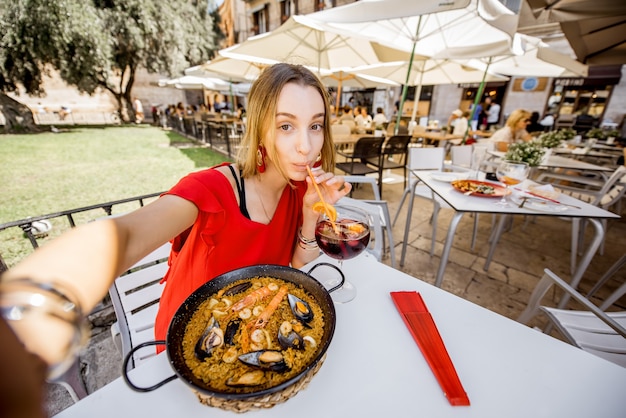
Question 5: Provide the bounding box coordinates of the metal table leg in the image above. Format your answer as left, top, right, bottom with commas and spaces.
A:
434, 211, 465, 288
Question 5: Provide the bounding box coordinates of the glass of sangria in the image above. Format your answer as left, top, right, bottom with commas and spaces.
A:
314, 204, 371, 303
495, 160, 530, 207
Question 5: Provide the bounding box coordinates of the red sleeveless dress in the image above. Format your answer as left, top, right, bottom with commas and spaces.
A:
154, 164, 305, 346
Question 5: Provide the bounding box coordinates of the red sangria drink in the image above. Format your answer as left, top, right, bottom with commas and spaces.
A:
314, 204, 371, 303
315, 219, 370, 260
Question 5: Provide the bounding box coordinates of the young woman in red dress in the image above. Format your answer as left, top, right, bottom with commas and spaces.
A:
0, 63, 351, 395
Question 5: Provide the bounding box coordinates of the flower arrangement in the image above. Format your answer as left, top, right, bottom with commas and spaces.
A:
586, 128, 606, 139
537, 128, 575, 148
586, 128, 619, 140
504, 142, 545, 167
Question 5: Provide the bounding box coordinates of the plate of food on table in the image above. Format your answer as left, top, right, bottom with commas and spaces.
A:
451, 180, 509, 197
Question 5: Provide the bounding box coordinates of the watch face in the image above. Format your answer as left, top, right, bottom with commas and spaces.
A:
522, 77, 538, 91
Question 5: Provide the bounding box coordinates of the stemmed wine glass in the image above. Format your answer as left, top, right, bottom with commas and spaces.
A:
314, 204, 371, 303
495, 160, 530, 207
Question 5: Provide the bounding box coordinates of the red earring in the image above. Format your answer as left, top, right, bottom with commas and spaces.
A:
256, 145, 267, 173
313, 153, 322, 168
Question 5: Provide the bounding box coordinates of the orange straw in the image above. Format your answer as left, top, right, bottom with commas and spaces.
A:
306, 165, 338, 231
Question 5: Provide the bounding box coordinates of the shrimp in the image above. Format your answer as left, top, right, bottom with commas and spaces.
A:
230, 286, 273, 312
253, 286, 289, 329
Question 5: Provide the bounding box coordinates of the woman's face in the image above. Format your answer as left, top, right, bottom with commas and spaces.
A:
271, 82, 325, 181
516, 115, 530, 131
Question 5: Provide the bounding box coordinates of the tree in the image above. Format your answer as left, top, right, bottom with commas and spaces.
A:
0, 0, 222, 132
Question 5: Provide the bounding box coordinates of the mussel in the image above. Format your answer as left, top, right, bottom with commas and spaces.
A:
194, 316, 223, 361
278, 321, 305, 350
223, 281, 253, 296
226, 370, 265, 387
224, 319, 241, 346
238, 350, 290, 372
288, 293, 313, 324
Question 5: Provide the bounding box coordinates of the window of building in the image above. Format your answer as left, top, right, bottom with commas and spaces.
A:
252, 4, 270, 35
281, 0, 298, 22
315, 0, 335, 12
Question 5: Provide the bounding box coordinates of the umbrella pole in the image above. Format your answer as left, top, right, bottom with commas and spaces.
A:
410, 70, 425, 124
395, 16, 422, 135
463, 57, 492, 144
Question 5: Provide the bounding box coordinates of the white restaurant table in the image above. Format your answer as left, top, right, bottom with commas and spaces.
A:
400, 172, 620, 290
56, 253, 626, 418
488, 150, 614, 174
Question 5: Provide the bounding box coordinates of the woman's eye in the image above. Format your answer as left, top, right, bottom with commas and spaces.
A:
278, 124, 292, 131
311, 123, 323, 131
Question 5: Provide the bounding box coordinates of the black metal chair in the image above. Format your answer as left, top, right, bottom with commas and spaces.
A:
336, 136, 384, 178
365, 135, 412, 197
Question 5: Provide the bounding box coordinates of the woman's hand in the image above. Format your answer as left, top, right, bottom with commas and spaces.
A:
304, 168, 352, 213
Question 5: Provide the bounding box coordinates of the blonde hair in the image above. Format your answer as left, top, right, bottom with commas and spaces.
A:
237, 63, 335, 181
505, 109, 531, 131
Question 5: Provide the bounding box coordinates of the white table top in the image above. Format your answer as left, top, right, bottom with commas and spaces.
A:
56, 253, 626, 418
415, 171, 619, 219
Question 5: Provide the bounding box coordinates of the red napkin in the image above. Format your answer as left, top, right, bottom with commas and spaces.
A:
391, 291, 470, 406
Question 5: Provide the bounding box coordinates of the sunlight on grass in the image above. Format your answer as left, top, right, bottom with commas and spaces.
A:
0, 125, 230, 266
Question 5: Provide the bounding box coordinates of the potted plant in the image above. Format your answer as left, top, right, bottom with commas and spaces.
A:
504, 142, 545, 167
586, 128, 606, 139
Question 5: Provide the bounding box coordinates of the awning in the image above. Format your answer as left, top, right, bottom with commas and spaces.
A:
554, 64, 622, 87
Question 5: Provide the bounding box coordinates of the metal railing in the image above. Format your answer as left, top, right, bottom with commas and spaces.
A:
0, 192, 162, 273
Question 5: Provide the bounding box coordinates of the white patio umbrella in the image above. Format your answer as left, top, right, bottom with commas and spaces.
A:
526, 0, 626, 65
158, 75, 251, 95
197, 55, 271, 82
219, 14, 411, 73
219, 14, 410, 111
310, 0, 522, 132
464, 33, 588, 77
351, 58, 509, 122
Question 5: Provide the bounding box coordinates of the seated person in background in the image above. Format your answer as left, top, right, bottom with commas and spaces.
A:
353, 106, 372, 131
526, 111, 545, 135
372, 106, 388, 128
488, 109, 532, 151
447, 109, 469, 136
338, 105, 354, 123
539, 113, 555, 130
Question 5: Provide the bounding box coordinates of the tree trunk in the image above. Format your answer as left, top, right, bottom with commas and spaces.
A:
0, 94, 40, 133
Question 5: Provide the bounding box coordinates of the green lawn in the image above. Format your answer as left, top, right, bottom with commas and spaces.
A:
0, 125, 230, 267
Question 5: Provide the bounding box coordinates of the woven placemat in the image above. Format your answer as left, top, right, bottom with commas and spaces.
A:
194, 354, 326, 413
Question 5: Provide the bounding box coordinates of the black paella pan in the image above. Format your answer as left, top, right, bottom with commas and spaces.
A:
122, 263, 340, 401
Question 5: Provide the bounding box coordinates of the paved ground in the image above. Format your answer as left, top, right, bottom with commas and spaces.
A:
45, 170, 626, 416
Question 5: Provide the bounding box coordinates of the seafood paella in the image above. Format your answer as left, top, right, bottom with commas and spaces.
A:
182, 276, 325, 394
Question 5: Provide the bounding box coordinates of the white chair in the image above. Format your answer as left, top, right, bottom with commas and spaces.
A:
445, 144, 473, 171
518, 266, 626, 368
109, 242, 171, 370
343, 175, 396, 268
393, 147, 449, 260
338, 197, 385, 264
538, 166, 626, 272
332, 124, 356, 153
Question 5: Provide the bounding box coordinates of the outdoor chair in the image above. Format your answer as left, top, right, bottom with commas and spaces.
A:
444, 144, 473, 172
364, 135, 412, 197
393, 146, 448, 259
109, 242, 171, 370
336, 136, 383, 178
343, 175, 396, 268
337, 197, 385, 264
537, 166, 626, 273
331, 124, 353, 152
517, 265, 626, 368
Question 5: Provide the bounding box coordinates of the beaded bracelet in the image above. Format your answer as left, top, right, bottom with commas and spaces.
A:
0, 278, 89, 379
298, 228, 319, 251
